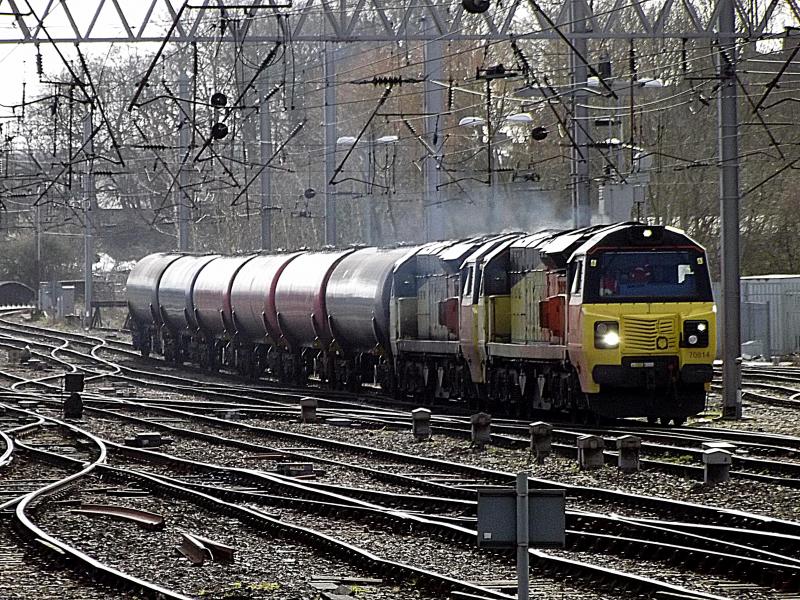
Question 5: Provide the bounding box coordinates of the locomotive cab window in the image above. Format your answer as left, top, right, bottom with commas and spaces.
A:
462, 267, 472, 298
585, 250, 712, 304
472, 266, 483, 304
570, 259, 584, 296
461, 265, 482, 304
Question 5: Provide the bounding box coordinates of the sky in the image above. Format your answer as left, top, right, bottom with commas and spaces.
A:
0, 0, 177, 119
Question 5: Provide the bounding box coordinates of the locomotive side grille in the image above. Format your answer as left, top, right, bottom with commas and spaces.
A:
622, 316, 678, 352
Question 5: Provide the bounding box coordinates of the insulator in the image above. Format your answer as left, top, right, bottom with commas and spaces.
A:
447, 79, 454, 111
597, 52, 612, 79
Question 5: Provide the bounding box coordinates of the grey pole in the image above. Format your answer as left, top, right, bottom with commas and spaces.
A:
259, 72, 273, 251
324, 42, 337, 246
365, 138, 373, 245
34, 195, 41, 308
718, 0, 742, 418
423, 36, 444, 241
516, 472, 530, 600
570, 0, 591, 228
82, 113, 95, 327
176, 71, 190, 251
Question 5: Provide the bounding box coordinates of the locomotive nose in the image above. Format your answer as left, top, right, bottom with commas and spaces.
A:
619, 314, 679, 354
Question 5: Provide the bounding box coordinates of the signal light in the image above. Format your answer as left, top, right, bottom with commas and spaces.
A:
211, 122, 229, 140
682, 320, 709, 348
462, 0, 490, 13
531, 126, 548, 141
210, 92, 228, 107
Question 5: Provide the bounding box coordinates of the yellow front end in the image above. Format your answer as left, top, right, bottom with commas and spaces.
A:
572, 302, 716, 396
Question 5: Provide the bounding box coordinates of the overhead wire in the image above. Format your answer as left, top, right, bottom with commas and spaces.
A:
9, 2, 800, 236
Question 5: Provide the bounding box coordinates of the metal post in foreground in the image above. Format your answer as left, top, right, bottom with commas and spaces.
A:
515, 472, 529, 600
718, 0, 742, 418
476, 482, 564, 597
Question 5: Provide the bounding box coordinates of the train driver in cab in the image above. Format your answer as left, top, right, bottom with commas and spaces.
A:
600, 272, 618, 296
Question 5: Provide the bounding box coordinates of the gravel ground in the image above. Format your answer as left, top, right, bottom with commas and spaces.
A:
38, 401, 800, 523
0, 454, 76, 502
270, 507, 638, 600
29, 402, 800, 596
8, 321, 800, 600
33, 480, 460, 600
544, 549, 787, 599
0, 522, 127, 600
691, 391, 800, 437
0, 444, 125, 599
270, 508, 791, 599
243, 418, 800, 523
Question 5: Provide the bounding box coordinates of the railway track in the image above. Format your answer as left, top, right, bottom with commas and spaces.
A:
5, 326, 800, 492
41, 400, 800, 599
9, 314, 800, 423
15, 392, 794, 586
1, 410, 520, 598
0, 405, 179, 598
4, 315, 800, 490
3, 315, 800, 597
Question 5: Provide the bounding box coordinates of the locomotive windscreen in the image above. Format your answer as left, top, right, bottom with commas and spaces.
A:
584, 249, 713, 303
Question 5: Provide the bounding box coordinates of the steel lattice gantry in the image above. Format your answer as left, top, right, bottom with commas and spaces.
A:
1, 0, 798, 42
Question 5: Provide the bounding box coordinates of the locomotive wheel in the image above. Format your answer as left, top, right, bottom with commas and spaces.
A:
140, 347, 150, 359
646, 416, 657, 425
672, 415, 687, 426
659, 416, 671, 427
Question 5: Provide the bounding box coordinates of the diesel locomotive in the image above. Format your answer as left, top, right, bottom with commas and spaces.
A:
127, 222, 716, 424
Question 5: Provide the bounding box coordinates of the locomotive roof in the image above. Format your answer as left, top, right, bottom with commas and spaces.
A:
461, 233, 521, 268
571, 223, 702, 259
510, 230, 562, 249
